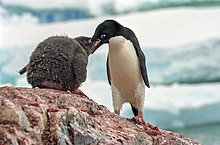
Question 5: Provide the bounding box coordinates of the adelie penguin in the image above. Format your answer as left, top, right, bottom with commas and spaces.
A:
19, 36, 100, 94
91, 20, 150, 125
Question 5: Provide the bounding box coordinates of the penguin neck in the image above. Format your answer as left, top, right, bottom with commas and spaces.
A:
108, 36, 127, 54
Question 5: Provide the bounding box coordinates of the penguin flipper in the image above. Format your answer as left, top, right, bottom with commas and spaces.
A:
123, 27, 150, 88
137, 49, 150, 88
106, 56, 111, 85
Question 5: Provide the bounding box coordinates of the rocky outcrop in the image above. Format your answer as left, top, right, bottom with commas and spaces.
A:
0, 86, 200, 145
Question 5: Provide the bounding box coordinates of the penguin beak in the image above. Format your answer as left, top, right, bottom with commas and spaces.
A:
90, 39, 101, 54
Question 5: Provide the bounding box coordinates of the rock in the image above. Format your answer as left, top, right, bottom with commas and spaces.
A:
0, 86, 201, 145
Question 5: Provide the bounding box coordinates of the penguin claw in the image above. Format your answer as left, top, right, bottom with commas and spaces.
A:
133, 115, 146, 125
127, 113, 146, 125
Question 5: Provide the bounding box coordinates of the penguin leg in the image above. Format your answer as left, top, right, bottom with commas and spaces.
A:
132, 82, 146, 125
111, 84, 125, 115
131, 104, 138, 116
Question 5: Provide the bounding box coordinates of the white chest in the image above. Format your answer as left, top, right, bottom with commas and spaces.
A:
108, 36, 143, 99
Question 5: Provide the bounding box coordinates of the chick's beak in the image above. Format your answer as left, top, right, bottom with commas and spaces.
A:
90, 39, 101, 54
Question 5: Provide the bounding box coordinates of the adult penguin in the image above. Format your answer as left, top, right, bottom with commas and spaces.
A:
91, 20, 150, 124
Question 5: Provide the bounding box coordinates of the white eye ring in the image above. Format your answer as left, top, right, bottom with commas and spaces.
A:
101, 34, 106, 39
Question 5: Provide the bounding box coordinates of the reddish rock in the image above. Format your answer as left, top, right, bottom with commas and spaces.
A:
0, 86, 201, 145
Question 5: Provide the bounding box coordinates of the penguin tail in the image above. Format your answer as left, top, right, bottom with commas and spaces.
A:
19, 65, 28, 75
131, 104, 138, 116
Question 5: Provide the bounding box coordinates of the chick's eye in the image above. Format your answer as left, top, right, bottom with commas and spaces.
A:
101, 34, 106, 39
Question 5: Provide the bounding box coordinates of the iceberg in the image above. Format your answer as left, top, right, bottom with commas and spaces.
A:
147, 38, 220, 85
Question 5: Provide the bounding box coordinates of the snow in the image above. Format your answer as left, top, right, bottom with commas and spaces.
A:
1, 8, 220, 48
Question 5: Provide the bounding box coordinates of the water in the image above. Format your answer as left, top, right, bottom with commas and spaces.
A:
171, 123, 220, 145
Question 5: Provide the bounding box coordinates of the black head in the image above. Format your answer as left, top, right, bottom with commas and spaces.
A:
91, 19, 123, 53
74, 36, 101, 55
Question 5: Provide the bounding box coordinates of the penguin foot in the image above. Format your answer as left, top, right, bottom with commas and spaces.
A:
128, 111, 146, 125
132, 115, 146, 125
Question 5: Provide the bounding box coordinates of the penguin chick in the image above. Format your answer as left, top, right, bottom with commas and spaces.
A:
91, 20, 150, 125
19, 36, 100, 93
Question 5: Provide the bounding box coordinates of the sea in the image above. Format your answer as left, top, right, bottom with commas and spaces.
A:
1, 0, 220, 144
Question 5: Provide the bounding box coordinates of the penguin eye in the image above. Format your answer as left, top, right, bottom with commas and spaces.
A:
100, 34, 106, 39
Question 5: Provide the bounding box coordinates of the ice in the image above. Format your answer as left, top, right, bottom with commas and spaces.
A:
1, 8, 220, 48
2, 13, 39, 25
85, 61, 220, 127
1, 7, 220, 129
82, 79, 220, 129
2, 0, 219, 17
2, 0, 89, 9
147, 38, 220, 85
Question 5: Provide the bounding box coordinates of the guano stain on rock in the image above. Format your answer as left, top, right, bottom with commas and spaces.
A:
0, 86, 201, 145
